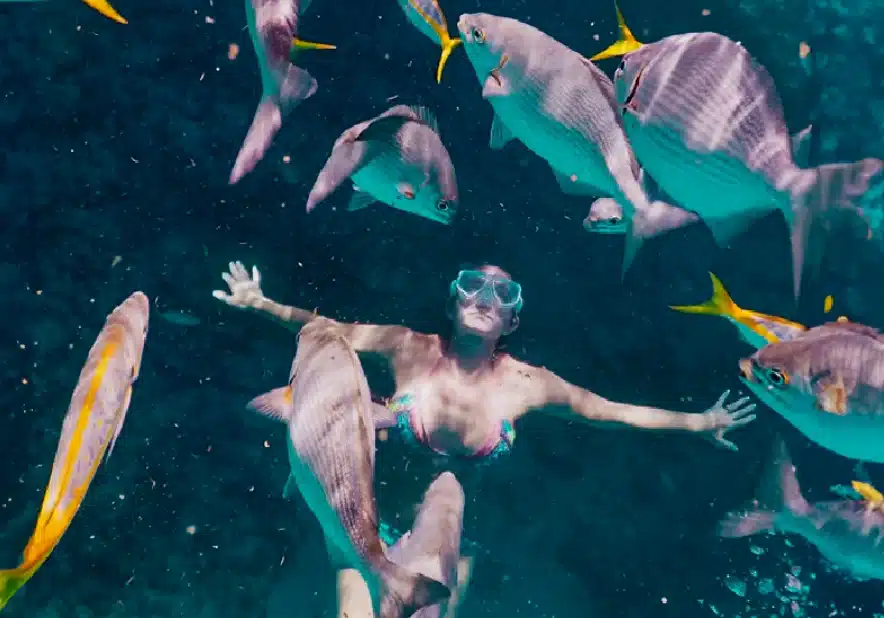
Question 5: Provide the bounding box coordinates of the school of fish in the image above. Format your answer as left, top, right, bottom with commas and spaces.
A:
3, 0, 884, 613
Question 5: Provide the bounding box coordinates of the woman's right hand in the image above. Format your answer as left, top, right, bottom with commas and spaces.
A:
213, 261, 266, 310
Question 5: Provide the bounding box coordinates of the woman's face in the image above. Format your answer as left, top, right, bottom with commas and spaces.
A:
451, 266, 519, 342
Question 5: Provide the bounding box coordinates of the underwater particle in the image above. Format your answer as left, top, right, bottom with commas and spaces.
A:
186, 525, 197, 535
750, 544, 765, 555
159, 311, 200, 327
824, 295, 834, 313
799, 41, 811, 59
228, 43, 240, 60
725, 575, 747, 597
282, 155, 291, 164
111, 255, 122, 268
758, 578, 775, 594
702, 8, 711, 15
205, 15, 215, 24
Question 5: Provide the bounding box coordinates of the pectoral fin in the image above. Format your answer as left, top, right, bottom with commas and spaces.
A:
347, 190, 377, 212
816, 375, 848, 415
489, 114, 514, 150
247, 386, 295, 421
551, 168, 599, 196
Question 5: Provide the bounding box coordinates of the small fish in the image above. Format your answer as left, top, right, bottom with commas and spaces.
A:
0, 292, 149, 610
229, 0, 335, 184
396, 0, 462, 84
159, 310, 201, 327
248, 319, 449, 618
0, 0, 127, 23
456, 13, 685, 272
590, 1, 642, 61
610, 28, 883, 298
382, 472, 469, 618
739, 320, 884, 463
305, 104, 458, 225
719, 441, 884, 581
671, 273, 807, 350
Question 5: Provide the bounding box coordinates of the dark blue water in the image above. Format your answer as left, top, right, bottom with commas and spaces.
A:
1, 0, 883, 616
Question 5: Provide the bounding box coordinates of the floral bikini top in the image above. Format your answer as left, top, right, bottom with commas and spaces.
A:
385, 392, 516, 463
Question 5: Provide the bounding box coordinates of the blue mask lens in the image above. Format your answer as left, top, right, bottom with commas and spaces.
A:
455, 270, 523, 309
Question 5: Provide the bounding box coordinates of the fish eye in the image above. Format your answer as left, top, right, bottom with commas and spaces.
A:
607, 217, 621, 225
471, 27, 485, 43
766, 367, 790, 387
436, 199, 450, 211
617, 57, 627, 73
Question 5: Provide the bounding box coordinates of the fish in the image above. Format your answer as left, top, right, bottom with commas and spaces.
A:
380, 472, 469, 618
583, 125, 814, 238
671, 272, 807, 350
739, 320, 884, 463
0, 291, 150, 611
305, 104, 458, 225
247, 318, 450, 618
0, 0, 127, 23
719, 441, 884, 581
229, 0, 336, 185
590, 1, 642, 62
456, 12, 685, 271
396, 0, 462, 84
610, 29, 883, 299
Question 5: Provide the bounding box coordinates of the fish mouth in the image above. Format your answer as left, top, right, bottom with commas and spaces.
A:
456, 15, 469, 35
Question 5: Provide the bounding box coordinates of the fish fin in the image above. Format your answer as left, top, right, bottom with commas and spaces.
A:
378, 561, 451, 618
717, 510, 777, 538
448, 556, 474, 618
105, 386, 132, 459
670, 272, 740, 318
82, 0, 127, 24
620, 217, 644, 278
635, 200, 699, 237
282, 473, 298, 500
815, 374, 849, 415
230, 97, 284, 185
789, 158, 884, 299
489, 115, 514, 151
291, 38, 336, 51
703, 209, 768, 248
791, 125, 813, 168
348, 190, 376, 212
551, 169, 598, 196
0, 563, 38, 611
247, 386, 295, 421
306, 141, 370, 212
436, 37, 462, 84
851, 481, 884, 503
589, 1, 643, 61
823, 294, 834, 314
404, 105, 440, 133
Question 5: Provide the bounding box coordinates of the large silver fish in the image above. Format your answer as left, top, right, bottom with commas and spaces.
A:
305, 104, 458, 225
0, 291, 149, 610
612, 32, 883, 297
248, 319, 449, 618
456, 12, 682, 269
229, 0, 335, 184
720, 441, 884, 581
384, 472, 467, 618
739, 320, 884, 463
583, 126, 814, 236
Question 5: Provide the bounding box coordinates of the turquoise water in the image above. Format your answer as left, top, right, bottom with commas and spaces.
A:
1, 0, 883, 617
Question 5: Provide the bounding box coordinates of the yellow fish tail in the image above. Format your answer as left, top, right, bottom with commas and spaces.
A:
0, 556, 47, 612
670, 272, 739, 318
590, 1, 643, 61
436, 37, 462, 84
291, 38, 337, 51
82, 0, 128, 24
851, 480, 884, 505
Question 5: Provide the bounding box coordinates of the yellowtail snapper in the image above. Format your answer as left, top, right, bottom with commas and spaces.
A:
396, 0, 462, 83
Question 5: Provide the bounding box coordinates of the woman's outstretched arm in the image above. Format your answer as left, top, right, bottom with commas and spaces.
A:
506, 359, 756, 451
213, 261, 413, 357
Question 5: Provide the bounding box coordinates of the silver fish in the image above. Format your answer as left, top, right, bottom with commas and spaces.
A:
583, 126, 813, 236
384, 472, 466, 618
720, 441, 884, 581
305, 104, 458, 225
456, 12, 683, 269
739, 320, 884, 463
230, 0, 334, 184
0, 291, 149, 610
248, 319, 449, 618
613, 32, 883, 297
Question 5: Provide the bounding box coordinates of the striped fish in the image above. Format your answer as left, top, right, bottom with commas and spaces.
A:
247, 318, 449, 618
612, 32, 883, 298
229, 0, 335, 184
0, 292, 150, 611
671, 272, 806, 350
456, 13, 684, 272
384, 472, 470, 618
396, 0, 462, 84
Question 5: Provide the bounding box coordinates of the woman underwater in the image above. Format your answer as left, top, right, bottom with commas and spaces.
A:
213, 260, 756, 615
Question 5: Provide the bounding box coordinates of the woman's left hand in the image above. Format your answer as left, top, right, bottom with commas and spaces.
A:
700, 389, 757, 451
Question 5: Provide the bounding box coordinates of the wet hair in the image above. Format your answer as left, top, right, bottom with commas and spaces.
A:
442, 262, 520, 359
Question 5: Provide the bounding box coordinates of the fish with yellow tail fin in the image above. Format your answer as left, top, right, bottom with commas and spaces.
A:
720, 440, 884, 581
590, 2, 642, 61
396, 0, 461, 83
670, 273, 806, 350
0, 292, 149, 611
82, 0, 127, 23
852, 481, 884, 512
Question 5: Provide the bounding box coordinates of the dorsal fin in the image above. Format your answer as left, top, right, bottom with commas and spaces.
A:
818, 320, 882, 339
404, 105, 440, 133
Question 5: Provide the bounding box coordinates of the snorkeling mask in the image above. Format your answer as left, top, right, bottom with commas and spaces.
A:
449, 270, 524, 312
